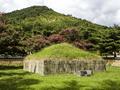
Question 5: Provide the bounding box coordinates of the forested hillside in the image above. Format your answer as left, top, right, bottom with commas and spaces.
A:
0, 6, 119, 57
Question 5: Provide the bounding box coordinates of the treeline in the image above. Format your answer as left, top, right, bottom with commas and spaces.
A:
0, 6, 119, 57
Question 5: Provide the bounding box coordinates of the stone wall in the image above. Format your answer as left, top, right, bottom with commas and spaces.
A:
0, 59, 23, 66
24, 60, 44, 75
24, 59, 106, 75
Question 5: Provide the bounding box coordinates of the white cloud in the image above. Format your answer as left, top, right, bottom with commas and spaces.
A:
0, 0, 120, 26
45, 0, 120, 26
0, 0, 43, 12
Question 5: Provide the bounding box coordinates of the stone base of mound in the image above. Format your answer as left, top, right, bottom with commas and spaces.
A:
23, 59, 106, 75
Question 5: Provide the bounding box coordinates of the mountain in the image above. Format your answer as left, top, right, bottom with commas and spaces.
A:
0, 6, 110, 56
4, 6, 107, 34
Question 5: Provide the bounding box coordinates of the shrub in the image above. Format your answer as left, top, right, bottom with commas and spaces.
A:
73, 41, 86, 50
59, 29, 80, 42
23, 35, 50, 54
48, 34, 64, 43
74, 40, 94, 50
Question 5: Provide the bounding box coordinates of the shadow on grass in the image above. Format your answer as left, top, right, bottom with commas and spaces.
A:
0, 66, 23, 70
0, 77, 41, 90
42, 80, 84, 90
0, 66, 41, 90
0, 66, 30, 77
0, 71, 31, 77
90, 80, 120, 90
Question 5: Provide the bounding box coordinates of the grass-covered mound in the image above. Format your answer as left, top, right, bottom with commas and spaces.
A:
25, 43, 101, 60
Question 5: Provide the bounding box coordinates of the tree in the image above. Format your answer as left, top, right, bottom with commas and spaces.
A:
99, 29, 120, 58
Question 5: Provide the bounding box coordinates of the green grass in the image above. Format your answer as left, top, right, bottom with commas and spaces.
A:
0, 66, 120, 90
26, 43, 101, 60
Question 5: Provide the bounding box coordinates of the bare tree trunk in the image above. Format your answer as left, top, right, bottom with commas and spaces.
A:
113, 51, 117, 59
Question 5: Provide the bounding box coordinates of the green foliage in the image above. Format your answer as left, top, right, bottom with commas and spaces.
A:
4, 6, 106, 37
99, 29, 120, 57
0, 6, 120, 56
4, 6, 55, 24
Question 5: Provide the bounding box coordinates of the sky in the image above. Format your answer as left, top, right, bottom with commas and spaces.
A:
0, 0, 120, 26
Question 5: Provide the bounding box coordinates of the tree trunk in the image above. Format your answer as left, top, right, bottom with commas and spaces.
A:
113, 51, 117, 59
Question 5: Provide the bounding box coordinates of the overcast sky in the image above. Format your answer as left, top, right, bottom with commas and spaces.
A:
0, 0, 120, 26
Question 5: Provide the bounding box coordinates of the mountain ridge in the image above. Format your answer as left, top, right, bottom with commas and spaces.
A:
4, 6, 107, 29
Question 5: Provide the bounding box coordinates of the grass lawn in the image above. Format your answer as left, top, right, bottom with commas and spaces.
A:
0, 66, 120, 90
26, 43, 101, 60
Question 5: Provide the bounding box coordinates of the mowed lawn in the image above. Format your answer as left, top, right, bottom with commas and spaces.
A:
0, 66, 120, 90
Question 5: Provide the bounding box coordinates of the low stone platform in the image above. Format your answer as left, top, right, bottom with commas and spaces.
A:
24, 59, 106, 75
